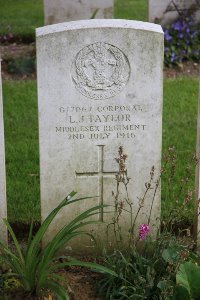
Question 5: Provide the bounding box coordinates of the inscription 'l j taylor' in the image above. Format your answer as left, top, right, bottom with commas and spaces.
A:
76, 145, 117, 221
69, 114, 131, 123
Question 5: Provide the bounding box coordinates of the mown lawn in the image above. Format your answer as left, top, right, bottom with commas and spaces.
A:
0, 0, 43, 39
2, 78, 199, 224
115, 0, 147, 21
0, 0, 147, 38
3, 81, 40, 224
162, 78, 199, 222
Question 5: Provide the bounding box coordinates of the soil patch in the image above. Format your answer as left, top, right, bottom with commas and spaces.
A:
0, 43, 35, 60
164, 60, 200, 78
0, 43, 36, 80
1, 260, 104, 300
61, 267, 104, 300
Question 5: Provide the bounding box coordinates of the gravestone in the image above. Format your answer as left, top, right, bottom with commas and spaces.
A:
149, 0, 200, 26
36, 20, 163, 254
0, 57, 7, 242
44, 0, 113, 25
195, 83, 200, 249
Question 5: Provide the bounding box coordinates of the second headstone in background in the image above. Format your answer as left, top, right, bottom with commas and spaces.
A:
0, 57, 7, 242
149, 0, 200, 26
44, 0, 113, 25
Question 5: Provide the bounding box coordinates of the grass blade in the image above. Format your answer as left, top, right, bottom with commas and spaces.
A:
3, 219, 24, 264
50, 258, 118, 278
42, 280, 69, 300
27, 220, 34, 249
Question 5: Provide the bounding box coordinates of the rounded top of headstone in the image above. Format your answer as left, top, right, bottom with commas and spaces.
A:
36, 19, 163, 37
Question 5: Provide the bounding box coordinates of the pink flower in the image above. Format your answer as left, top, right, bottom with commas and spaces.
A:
139, 224, 150, 240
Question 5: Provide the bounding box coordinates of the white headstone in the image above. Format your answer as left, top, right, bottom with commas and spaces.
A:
195, 83, 200, 249
0, 58, 7, 242
44, 0, 113, 25
36, 20, 163, 254
149, 0, 200, 26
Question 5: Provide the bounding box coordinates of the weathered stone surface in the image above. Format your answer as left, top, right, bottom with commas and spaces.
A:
44, 0, 113, 25
36, 20, 163, 254
0, 58, 7, 242
149, 0, 200, 25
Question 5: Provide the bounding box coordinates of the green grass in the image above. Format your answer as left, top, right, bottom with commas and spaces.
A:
163, 78, 198, 154
0, 0, 148, 39
3, 81, 40, 224
0, 0, 43, 39
114, 0, 148, 21
162, 78, 199, 223
2, 78, 199, 224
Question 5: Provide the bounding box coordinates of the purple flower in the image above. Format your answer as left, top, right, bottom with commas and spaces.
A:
172, 18, 189, 32
164, 29, 172, 41
170, 52, 176, 62
178, 33, 184, 39
172, 20, 182, 31
139, 224, 150, 240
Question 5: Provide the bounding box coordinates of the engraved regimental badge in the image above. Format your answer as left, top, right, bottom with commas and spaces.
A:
71, 42, 130, 100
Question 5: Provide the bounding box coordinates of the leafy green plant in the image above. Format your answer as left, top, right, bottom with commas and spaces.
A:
175, 261, 200, 300
98, 146, 200, 299
98, 249, 157, 300
98, 233, 200, 300
0, 191, 117, 299
99, 235, 169, 299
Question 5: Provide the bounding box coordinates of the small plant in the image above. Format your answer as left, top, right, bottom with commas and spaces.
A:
7, 56, 35, 76
99, 233, 200, 300
0, 191, 117, 299
175, 261, 200, 299
106, 146, 159, 249
98, 146, 200, 299
164, 15, 200, 66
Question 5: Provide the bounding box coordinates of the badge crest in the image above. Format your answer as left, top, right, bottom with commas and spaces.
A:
72, 42, 130, 100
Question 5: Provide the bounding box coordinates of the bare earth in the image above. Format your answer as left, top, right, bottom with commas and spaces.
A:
2, 265, 105, 300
